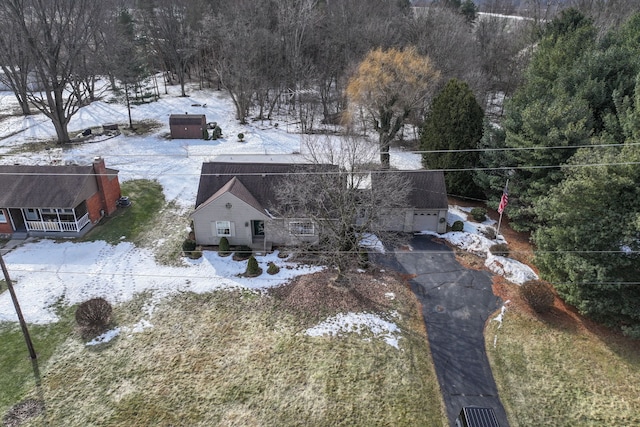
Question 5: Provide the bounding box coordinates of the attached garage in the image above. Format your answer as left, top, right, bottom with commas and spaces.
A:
372, 170, 449, 234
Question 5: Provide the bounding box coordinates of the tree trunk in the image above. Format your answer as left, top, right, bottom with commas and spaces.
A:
125, 82, 133, 129
49, 87, 71, 143
379, 133, 391, 169
16, 90, 31, 116
51, 116, 71, 144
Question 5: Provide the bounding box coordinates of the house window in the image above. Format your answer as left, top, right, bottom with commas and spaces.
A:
289, 221, 314, 236
25, 208, 38, 221
216, 221, 232, 236
0, 210, 6, 223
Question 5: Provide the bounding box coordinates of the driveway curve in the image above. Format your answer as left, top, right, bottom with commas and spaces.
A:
383, 235, 509, 427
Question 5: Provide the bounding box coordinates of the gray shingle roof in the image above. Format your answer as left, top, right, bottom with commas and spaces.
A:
195, 163, 448, 212
195, 176, 266, 214
194, 162, 338, 210
373, 170, 448, 209
0, 164, 117, 208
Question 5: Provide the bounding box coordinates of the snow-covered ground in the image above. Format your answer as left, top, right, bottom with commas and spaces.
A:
421, 205, 538, 285
0, 81, 536, 347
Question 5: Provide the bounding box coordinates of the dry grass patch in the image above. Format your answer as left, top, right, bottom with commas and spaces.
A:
486, 284, 640, 426
17, 275, 444, 426
136, 200, 191, 266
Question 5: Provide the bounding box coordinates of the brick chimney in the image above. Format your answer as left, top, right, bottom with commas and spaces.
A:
93, 157, 118, 216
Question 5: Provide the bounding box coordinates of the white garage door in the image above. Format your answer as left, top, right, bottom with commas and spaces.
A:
413, 211, 439, 232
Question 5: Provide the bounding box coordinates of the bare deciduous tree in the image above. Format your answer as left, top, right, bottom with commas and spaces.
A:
276, 135, 411, 284
346, 47, 440, 169
141, 0, 205, 97
0, 0, 105, 143
0, 10, 33, 115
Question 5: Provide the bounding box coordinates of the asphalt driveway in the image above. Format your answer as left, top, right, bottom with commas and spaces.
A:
381, 235, 509, 427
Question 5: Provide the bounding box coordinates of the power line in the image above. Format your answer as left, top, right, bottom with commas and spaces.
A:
4, 266, 639, 286
414, 141, 640, 154
2, 136, 639, 157
0, 160, 638, 177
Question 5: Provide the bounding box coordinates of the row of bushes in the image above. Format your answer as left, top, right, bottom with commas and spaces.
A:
183, 237, 281, 277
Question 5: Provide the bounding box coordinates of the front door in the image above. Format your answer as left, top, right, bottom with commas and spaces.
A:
9, 208, 26, 231
252, 220, 265, 237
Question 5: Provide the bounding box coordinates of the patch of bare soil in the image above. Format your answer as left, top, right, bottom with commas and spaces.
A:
453, 249, 486, 270
2, 399, 44, 427
448, 197, 638, 344
269, 266, 417, 325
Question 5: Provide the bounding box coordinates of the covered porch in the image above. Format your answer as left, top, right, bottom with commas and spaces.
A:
16, 203, 92, 235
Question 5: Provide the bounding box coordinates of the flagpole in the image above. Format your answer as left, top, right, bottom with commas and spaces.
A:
496, 211, 504, 240
495, 179, 509, 240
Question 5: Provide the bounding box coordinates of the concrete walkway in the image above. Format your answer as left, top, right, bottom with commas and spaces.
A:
0, 238, 30, 256
383, 235, 509, 427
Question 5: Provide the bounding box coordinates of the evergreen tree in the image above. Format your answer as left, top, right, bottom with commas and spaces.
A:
421, 78, 484, 198
533, 144, 640, 337
481, 11, 640, 231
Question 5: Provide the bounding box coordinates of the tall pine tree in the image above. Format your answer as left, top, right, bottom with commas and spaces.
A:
421, 78, 484, 198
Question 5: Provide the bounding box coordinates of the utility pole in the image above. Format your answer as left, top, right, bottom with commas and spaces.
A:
0, 251, 37, 360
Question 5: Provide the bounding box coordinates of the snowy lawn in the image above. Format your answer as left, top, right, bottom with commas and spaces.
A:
0, 83, 446, 424
419, 205, 538, 285
9, 289, 442, 426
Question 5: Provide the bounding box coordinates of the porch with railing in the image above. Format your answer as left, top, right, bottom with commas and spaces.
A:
25, 212, 90, 233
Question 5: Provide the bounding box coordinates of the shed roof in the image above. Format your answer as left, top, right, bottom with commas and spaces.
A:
0, 164, 118, 208
169, 114, 206, 125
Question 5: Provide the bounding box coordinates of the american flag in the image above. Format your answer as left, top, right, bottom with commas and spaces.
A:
498, 185, 509, 214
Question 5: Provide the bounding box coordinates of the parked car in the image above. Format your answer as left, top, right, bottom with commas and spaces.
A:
455, 407, 500, 427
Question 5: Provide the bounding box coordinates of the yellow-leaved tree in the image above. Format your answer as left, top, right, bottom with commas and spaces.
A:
346, 47, 440, 169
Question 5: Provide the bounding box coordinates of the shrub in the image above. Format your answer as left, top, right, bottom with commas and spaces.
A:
212, 125, 222, 139
75, 298, 113, 339
267, 262, 280, 275
234, 245, 253, 260
451, 220, 464, 232
490, 243, 510, 257
245, 256, 262, 277
182, 238, 196, 254
470, 207, 487, 222
219, 237, 230, 256
481, 226, 496, 240
189, 250, 202, 259
238, 132, 245, 142
520, 280, 555, 313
